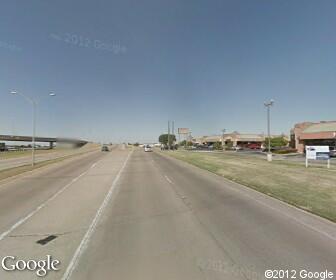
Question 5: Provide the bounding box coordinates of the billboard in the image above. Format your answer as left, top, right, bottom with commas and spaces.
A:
178, 128, 190, 134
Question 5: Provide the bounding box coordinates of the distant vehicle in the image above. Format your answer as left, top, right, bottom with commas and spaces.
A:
0, 143, 7, 152
195, 145, 213, 151
101, 145, 109, 152
144, 145, 153, 152
329, 146, 336, 157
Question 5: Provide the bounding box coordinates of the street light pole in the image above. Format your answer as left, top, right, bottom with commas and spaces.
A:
10, 90, 55, 166
264, 99, 274, 162
222, 129, 226, 151
167, 120, 170, 151
32, 100, 36, 166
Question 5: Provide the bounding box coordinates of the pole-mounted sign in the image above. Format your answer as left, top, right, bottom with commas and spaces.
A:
305, 146, 330, 168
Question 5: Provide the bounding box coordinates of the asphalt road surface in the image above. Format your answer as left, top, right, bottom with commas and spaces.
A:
0, 146, 335, 280
0, 148, 98, 171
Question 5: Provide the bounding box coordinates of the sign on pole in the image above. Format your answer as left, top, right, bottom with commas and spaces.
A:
178, 128, 189, 135
305, 146, 330, 168
178, 128, 190, 148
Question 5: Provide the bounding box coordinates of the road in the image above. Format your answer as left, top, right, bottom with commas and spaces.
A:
0, 146, 335, 280
0, 147, 98, 171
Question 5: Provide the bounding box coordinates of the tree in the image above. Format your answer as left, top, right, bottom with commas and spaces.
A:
213, 141, 223, 150
179, 140, 193, 147
159, 134, 176, 145
226, 140, 233, 149
180, 140, 187, 146
264, 136, 288, 148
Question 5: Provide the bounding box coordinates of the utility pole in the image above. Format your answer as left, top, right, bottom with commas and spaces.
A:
264, 99, 274, 162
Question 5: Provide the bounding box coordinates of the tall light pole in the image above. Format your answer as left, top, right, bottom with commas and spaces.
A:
221, 129, 226, 151
10, 90, 56, 166
167, 120, 170, 151
264, 99, 274, 162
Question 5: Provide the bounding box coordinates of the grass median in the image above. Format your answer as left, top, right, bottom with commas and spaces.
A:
163, 150, 336, 223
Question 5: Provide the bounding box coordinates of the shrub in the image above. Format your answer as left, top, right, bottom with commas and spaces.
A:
213, 141, 223, 150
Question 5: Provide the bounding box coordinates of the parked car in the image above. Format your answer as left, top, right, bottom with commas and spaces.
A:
246, 143, 261, 149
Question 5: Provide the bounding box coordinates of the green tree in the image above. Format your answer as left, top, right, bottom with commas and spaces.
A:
213, 141, 223, 150
179, 140, 186, 146
226, 140, 233, 149
159, 134, 176, 145
264, 137, 288, 148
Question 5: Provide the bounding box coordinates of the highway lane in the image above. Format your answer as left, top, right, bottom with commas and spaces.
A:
0, 147, 335, 279
0, 151, 60, 171
0, 146, 100, 171
70, 149, 336, 280
0, 150, 107, 236
0, 146, 131, 280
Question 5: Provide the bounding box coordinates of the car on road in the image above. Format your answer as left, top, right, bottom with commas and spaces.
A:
101, 145, 109, 152
144, 145, 153, 152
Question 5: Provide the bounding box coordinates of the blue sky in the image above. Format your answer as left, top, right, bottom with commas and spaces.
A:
1, 0, 336, 143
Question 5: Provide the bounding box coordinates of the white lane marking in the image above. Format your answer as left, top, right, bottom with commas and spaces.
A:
157, 153, 336, 242
0, 157, 105, 242
0, 172, 86, 242
90, 162, 97, 169
164, 175, 173, 184
61, 151, 133, 280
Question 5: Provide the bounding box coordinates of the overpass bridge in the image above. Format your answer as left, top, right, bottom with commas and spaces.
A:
0, 135, 88, 149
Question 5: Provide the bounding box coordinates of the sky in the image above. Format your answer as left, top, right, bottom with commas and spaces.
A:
1, 0, 336, 143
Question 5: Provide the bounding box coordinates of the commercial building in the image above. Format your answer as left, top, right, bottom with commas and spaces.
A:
193, 131, 284, 148
291, 121, 336, 153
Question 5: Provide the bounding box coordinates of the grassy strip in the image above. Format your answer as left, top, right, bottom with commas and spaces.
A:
164, 151, 336, 222
0, 150, 97, 182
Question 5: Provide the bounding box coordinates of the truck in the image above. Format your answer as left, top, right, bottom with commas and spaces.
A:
0, 143, 6, 152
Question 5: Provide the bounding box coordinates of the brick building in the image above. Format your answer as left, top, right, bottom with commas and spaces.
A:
291, 121, 336, 153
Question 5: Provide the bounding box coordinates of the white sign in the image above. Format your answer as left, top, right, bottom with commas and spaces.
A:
305, 146, 330, 169
306, 146, 330, 160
